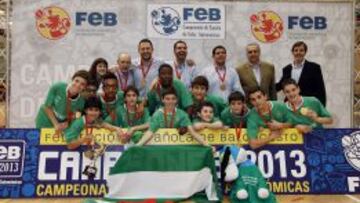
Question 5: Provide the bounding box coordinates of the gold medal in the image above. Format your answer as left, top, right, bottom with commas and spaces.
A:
220, 83, 226, 91
300, 107, 309, 116
215, 66, 227, 91
141, 79, 146, 88
75, 112, 82, 119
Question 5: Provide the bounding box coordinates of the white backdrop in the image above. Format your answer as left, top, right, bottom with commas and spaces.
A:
10, 0, 353, 127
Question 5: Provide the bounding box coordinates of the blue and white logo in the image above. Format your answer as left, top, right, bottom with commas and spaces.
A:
342, 131, 360, 172
151, 7, 181, 35
0, 140, 25, 178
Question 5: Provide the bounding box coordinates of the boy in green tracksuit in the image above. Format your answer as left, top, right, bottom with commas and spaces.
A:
246, 88, 293, 149
147, 63, 193, 114
105, 86, 150, 144
192, 101, 225, 131
36, 70, 90, 130
137, 87, 211, 148
282, 78, 333, 133
220, 91, 250, 129
98, 72, 124, 120
189, 76, 226, 120
65, 96, 122, 150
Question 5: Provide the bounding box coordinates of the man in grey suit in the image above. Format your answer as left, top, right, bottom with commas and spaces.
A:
237, 43, 277, 100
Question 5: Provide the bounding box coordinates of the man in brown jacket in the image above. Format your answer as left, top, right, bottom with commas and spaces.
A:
237, 43, 277, 101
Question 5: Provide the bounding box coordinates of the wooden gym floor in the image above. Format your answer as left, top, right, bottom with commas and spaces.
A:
2, 195, 360, 203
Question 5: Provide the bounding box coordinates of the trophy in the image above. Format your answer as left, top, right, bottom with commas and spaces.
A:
83, 142, 107, 180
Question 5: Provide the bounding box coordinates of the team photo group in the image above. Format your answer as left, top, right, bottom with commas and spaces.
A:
35, 38, 332, 202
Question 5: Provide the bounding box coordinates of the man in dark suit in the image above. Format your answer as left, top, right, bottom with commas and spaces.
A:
237, 43, 277, 100
276, 41, 326, 106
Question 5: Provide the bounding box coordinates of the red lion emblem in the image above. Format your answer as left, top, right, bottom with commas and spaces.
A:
35, 7, 71, 40
250, 11, 283, 43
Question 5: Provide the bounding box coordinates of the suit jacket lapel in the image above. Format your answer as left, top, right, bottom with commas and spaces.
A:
259, 62, 266, 87
246, 63, 259, 86
298, 60, 308, 85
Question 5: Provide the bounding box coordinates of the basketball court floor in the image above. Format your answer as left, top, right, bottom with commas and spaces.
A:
3, 195, 360, 203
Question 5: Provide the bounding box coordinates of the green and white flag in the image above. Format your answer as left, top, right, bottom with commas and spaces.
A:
102, 145, 221, 202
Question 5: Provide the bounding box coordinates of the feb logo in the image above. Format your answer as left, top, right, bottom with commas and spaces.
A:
151, 7, 181, 36
342, 131, 360, 172
35, 6, 71, 40
0, 140, 25, 177
250, 11, 284, 43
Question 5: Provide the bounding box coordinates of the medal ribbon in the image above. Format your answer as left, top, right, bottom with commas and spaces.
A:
156, 81, 162, 99
235, 121, 243, 143
126, 104, 139, 127
233, 110, 245, 142
140, 59, 153, 80
117, 70, 129, 91
85, 117, 94, 146
174, 62, 182, 79
290, 97, 303, 114
102, 95, 116, 121
66, 91, 75, 124
215, 66, 226, 83
257, 102, 272, 128
164, 108, 176, 128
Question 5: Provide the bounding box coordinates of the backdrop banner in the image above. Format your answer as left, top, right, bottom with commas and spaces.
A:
0, 128, 360, 198
10, 0, 353, 127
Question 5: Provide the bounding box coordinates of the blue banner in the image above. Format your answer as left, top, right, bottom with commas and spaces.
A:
0, 128, 359, 198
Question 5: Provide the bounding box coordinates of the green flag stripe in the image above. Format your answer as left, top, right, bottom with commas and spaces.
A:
110, 145, 214, 174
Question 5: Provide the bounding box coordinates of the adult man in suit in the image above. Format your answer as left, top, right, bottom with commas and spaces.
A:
276, 41, 326, 106
237, 43, 277, 100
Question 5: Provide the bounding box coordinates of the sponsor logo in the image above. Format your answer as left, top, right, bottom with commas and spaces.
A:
148, 5, 224, 39
150, 7, 181, 35
0, 140, 25, 178
35, 6, 71, 40
250, 10, 284, 43
288, 16, 327, 30
75, 12, 117, 26
342, 131, 360, 172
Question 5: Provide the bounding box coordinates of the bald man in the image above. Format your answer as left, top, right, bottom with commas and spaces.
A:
111, 53, 135, 91
237, 43, 277, 101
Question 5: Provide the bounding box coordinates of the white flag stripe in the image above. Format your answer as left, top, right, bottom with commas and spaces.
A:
106, 168, 218, 201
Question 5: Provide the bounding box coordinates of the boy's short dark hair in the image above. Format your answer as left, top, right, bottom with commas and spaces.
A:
158, 63, 173, 74
196, 101, 214, 113
191, 76, 209, 90
84, 96, 102, 111
228, 91, 245, 103
161, 87, 177, 98
87, 78, 100, 90
247, 86, 266, 98
124, 85, 139, 96
281, 78, 299, 90
72, 70, 91, 83
102, 72, 118, 85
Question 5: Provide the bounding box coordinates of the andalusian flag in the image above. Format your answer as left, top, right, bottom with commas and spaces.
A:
89, 145, 221, 202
